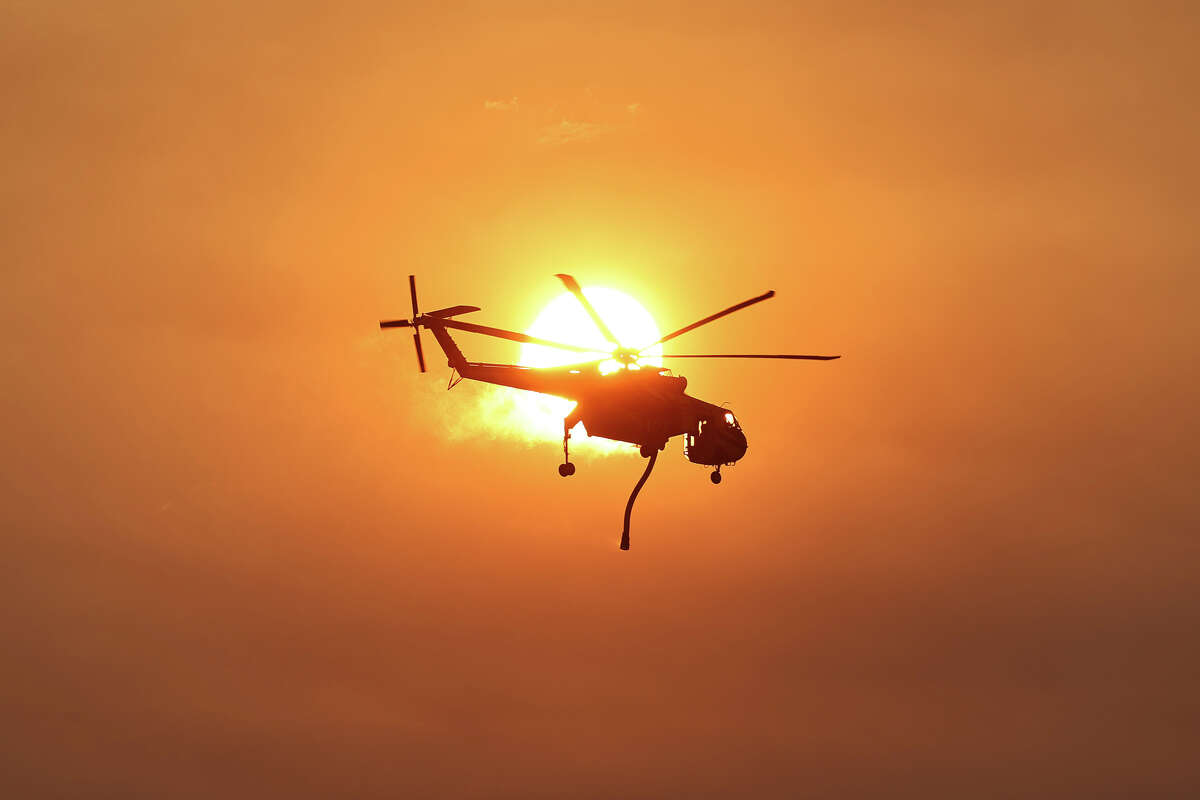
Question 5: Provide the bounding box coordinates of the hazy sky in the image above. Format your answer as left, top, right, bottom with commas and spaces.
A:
4, 2, 1199, 797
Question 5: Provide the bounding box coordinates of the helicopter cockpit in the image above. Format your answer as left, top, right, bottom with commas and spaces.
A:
684, 410, 748, 468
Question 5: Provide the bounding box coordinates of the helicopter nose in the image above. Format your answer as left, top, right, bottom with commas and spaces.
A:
724, 426, 748, 463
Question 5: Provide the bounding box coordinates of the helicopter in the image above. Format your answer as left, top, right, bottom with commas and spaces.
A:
381, 274, 839, 549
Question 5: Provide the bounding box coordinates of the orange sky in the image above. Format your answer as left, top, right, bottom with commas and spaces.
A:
4, 2, 1199, 796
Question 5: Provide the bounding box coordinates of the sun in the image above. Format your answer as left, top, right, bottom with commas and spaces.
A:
516, 288, 663, 452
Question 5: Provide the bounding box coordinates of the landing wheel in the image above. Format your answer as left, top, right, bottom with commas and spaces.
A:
559, 418, 576, 477
710, 469, 722, 485
639, 444, 654, 458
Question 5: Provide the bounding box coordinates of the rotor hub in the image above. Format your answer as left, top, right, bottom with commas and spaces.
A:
612, 348, 640, 365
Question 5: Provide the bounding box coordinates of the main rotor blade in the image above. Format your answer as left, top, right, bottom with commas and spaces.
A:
379, 319, 413, 328
514, 356, 610, 371
660, 353, 841, 360
642, 290, 776, 350
408, 274, 419, 318
412, 331, 427, 372
435, 318, 603, 354
554, 273, 623, 348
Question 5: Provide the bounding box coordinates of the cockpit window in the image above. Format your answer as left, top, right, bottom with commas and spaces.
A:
724, 412, 741, 429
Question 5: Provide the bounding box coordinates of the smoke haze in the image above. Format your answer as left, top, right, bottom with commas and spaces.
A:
3, 2, 1198, 797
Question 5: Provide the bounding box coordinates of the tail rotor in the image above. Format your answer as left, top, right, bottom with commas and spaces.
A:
379, 274, 428, 373
410, 327, 426, 373
408, 275, 426, 372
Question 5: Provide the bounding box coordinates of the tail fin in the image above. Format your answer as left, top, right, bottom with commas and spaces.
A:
425, 322, 469, 371
423, 308, 478, 371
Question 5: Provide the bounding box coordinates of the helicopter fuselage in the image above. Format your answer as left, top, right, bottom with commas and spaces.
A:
429, 321, 748, 466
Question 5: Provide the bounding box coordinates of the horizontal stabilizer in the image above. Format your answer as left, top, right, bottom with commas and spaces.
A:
427, 305, 481, 319
380, 306, 479, 328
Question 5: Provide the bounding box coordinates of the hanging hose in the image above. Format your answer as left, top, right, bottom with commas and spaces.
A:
620, 450, 659, 550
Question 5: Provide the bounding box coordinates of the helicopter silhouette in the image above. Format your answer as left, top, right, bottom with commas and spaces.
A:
381, 274, 839, 549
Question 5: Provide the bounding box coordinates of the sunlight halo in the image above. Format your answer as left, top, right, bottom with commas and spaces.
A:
516, 288, 663, 451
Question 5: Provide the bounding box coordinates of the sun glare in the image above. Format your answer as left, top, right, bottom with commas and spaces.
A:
516, 288, 663, 451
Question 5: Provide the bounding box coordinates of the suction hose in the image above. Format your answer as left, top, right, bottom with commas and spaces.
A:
621, 449, 659, 550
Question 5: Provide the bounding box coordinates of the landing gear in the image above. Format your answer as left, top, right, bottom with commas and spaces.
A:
710, 468, 722, 485
560, 418, 575, 477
